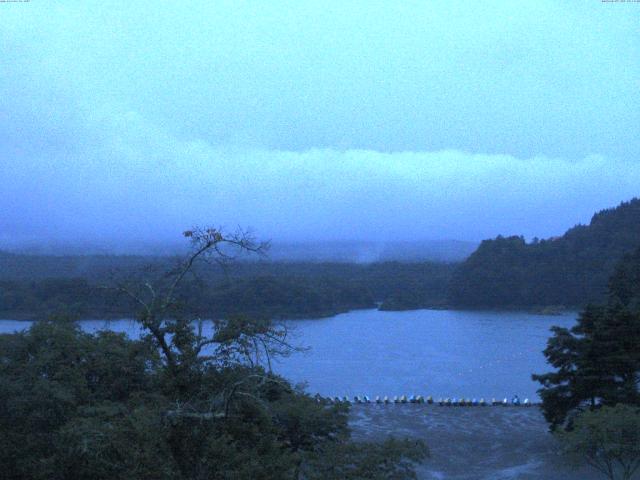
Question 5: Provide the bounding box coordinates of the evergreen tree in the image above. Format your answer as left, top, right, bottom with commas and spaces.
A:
450, 198, 640, 308
533, 247, 640, 430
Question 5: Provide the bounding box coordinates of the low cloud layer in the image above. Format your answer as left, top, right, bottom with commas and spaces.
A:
1, 3, 638, 252
3, 109, 639, 250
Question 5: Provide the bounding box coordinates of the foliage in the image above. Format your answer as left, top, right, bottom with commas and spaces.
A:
533, 247, 640, 430
557, 405, 640, 480
0, 227, 428, 479
449, 198, 640, 308
0, 261, 454, 320
301, 437, 429, 480
609, 247, 640, 311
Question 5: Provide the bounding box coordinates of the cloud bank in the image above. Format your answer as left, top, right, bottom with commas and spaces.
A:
0, 2, 638, 251
3, 108, 638, 249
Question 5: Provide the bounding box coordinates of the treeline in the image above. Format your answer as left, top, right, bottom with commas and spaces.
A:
0, 229, 428, 479
0, 261, 455, 320
5, 197, 640, 316
532, 246, 640, 478
534, 245, 640, 428
0, 251, 155, 281
448, 198, 640, 308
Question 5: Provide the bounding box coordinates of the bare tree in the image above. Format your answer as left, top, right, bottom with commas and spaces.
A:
110, 226, 298, 372
108, 226, 307, 420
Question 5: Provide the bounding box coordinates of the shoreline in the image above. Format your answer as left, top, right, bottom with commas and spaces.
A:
0, 305, 579, 322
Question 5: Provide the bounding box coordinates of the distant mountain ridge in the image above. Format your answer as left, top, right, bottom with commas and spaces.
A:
448, 198, 640, 308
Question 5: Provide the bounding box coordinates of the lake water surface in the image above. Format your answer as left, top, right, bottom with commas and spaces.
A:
0, 309, 576, 400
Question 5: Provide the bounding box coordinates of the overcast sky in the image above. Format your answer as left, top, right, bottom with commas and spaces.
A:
1, 1, 639, 248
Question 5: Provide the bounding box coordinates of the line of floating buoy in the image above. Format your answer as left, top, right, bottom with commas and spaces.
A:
318, 395, 535, 406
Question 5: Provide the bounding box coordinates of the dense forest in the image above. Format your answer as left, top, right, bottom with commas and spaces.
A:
448, 198, 640, 308
532, 247, 640, 478
3, 198, 640, 318
0, 229, 427, 479
0, 254, 454, 320
534, 245, 640, 428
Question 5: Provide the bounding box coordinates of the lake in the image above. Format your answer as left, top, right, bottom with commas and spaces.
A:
0, 309, 576, 400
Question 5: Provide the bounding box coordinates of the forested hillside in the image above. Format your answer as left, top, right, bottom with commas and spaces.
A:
534, 244, 640, 430
0, 230, 427, 479
4, 198, 639, 317
448, 198, 640, 308
0, 251, 161, 281
0, 257, 454, 320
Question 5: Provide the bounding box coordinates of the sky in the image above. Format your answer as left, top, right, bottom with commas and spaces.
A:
1, 1, 639, 249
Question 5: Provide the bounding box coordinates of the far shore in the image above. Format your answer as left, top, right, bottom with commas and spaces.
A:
0, 305, 579, 323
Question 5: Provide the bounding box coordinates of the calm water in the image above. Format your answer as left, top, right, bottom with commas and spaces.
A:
0, 309, 576, 400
